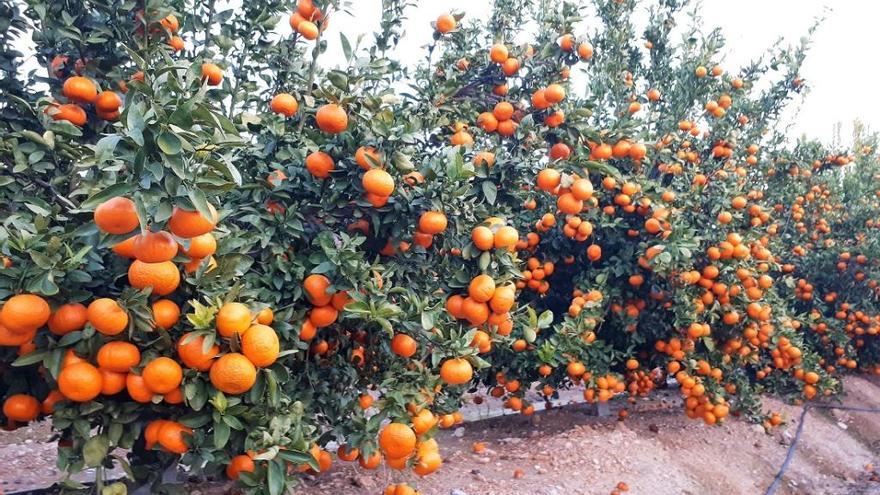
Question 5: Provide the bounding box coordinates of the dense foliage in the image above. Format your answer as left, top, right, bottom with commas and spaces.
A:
1, 0, 878, 493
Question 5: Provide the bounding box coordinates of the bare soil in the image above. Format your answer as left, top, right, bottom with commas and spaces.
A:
2, 376, 879, 495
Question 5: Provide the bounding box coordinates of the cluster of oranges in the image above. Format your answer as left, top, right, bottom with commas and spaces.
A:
445, 273, 516, 336
288, 0, 328, 40
300, 273, 351, 341
45, 75, 121, 126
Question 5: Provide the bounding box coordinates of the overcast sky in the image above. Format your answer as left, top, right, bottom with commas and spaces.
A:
295, 0, 876, 146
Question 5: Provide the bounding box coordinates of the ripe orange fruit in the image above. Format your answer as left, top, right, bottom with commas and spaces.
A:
496, 119, 517, 136
95, 91, 122, 112
1, 293, 50, 333
469, 274, 496, 302
391, 333, 417, 358
338, 445, 360, 462
362, 168, 395, 196
48, 303, 88, 336
183, 256, 217, 274
544, 83, 565, 103
169, 36, 185, 51
226, 454, 256, 480
58, 362, 102, 402
436, 13, 456, 33
87, 298, 129, 336
477, 112, 499, 132
49, 103, 87, 126
112, 236, 137, 258
182, 233, 216, 259
413, 450, 442, 476
577, 42, 594, 59
210, 353, 257, 395
303, 274, 333, 306
359, 451, 382, 469
61, 349, 86, 368
379, 423, 417, 459
124, 372, 153, 402
168, 204, 218, 238
502, 57, 520, 76
549, 142, 571, 160
100, 369, 127, 395
201, 63, 223, 85
62, 76, 97, 103
536, 168, 561, 191
40, 390, 65, 414
3, 394, 40, 422
446, 294, 465, 319
305, 151, 335, 178
365, 192, 389, 207
216, 302, 253, 337
157, 421, 192, 454
144, 419, 168, 449
128, 260, 181, 296
461, 297, 489, 325
472, 226, 494, 250
133, 230, 178, 263
94, 197, 139, 234
494, 226, 519, 250
419, 211, 447, 234
241, 324, 280, 367
489, 43, 508, 63
143, 357, 183, 394
297, 20, 319, 40
256, 307, 274, 325
493, 101, 514, 121
355, 146, 382, 170
489, 285, 516, 313
159, 14, 179, 32
270, 93, 298, 117
315, 103, 348, 133
96, 341, 141, 373
176, 332, 220, 371
440, 358, 473, 385
309, 305, 338, 327
163, 387, 184, 404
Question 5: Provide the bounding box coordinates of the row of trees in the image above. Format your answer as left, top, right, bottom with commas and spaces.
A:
0, 0, 877, 493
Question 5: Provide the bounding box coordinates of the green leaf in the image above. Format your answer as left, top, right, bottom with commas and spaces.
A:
157, 132, 182, 155
187, 188, 213, 222
340, 33, 353, 61
478, 251, 490, 271
537, 310, 554, 329
420, 311, 435, 330
80, 183, 133, 210
267, 458, 286, 495
481, 181, 497, 204
213, 421, 230, 449
11, 351, 47, 367
83, 434, 109, 467
94, 135, 122, 163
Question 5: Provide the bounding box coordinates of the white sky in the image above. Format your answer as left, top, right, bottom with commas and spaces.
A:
302, 0, 878, 145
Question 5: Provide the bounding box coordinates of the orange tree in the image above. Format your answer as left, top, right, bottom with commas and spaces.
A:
1, 0, 878, 493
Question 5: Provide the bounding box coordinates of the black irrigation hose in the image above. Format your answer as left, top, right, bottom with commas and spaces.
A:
764, 403, 880, 495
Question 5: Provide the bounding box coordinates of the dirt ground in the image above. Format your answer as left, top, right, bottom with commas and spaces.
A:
2, 376, 879, 495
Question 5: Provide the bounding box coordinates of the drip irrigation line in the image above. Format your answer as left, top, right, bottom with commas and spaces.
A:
764, 403, 880, 495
